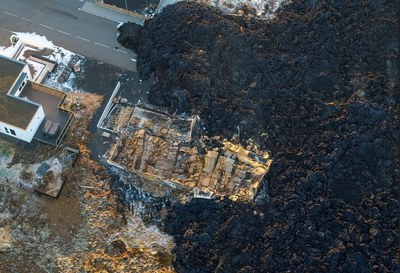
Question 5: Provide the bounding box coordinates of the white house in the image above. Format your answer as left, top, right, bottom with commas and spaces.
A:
0, 55, 45, 142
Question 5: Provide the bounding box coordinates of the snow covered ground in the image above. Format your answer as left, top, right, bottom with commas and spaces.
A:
0, 140, 65, 190
155, 0, 289, 19
0, 32, 74, 65
210, 0, 290, 18
0, 32, 82, 92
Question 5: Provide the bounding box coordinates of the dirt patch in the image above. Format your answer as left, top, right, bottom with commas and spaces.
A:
44, 174, 82, 241
11, 141, 55, 165
60, 92, 103, 149
57, 157, 175, 272
0, 89, 175, 272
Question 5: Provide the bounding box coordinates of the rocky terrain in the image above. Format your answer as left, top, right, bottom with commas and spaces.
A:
118, 0, 399, 272
0, 92, 174, 273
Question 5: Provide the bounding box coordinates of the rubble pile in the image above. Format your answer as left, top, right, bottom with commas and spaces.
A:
118, 0, 399, 272
109, 104, 272, 201
60, 92, 103, 147
54, 94, 176, 273
58, 159, 174, 273
62, 244, 174, 273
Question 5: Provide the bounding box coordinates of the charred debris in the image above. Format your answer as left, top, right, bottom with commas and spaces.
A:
106, 102, 272, 202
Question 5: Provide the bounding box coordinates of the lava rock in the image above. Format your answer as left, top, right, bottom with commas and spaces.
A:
104, 239, 127, 256
118, 1, 400, 272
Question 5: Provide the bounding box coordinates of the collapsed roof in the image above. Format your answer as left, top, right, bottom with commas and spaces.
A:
109, 104, 272, 201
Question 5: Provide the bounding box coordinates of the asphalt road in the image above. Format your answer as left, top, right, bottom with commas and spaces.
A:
0, 0, 137, 71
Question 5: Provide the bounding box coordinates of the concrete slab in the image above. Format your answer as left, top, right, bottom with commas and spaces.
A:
33, 147, 79, 198
27, 55, 56, 83
19, 83, 71, 146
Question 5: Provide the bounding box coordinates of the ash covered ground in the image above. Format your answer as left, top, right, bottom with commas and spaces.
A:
118, 1, 399, 272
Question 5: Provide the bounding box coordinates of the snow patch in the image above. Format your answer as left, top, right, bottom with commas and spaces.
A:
0, 44, 15, 57
199, 0, 289, 19
13, 32, 76, 67
1, 32, 85, 92
0, 142, 70, 192
0, 226, 13, 249
117, 21, 124, 29
115, 211, 175, 250
15, 32, 55, 50
50, 46, 75, 66
155, 0, 288, 18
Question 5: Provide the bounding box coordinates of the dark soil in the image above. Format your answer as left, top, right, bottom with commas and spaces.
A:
118, 1, 399, 272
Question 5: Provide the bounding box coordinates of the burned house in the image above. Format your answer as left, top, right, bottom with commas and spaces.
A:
107, 103, 272, 202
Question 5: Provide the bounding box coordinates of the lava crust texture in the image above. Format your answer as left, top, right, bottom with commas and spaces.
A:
118, 1, 399, 272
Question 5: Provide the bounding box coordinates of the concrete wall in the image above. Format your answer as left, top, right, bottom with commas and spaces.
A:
0, 62, 42, 143
13, 73, 30, 97
22, 65, 32, 81
8, 65, 32, 97
25, 106, 45, 142
0, 106, 45, 143
19, 65, 31, 96
0, 121, 29, 141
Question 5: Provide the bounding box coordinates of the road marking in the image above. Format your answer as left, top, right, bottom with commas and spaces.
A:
21, 17, 32, 22
131, 58, 137, 62
40, 24, 54, 30
3, 11, 17, 17
75, 36, 90, 42
57, 30, 71, 36
94, 42, 109, 48
114, 48, 127, 54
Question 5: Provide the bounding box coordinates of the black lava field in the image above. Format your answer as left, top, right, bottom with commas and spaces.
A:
118, 1, 399, 272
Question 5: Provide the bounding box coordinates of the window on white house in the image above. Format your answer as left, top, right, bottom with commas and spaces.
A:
10, 129, 16, 136
5, 127, 9, 134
